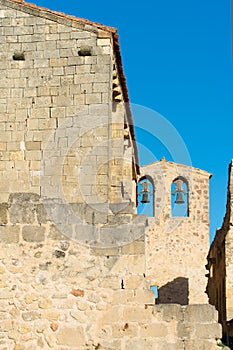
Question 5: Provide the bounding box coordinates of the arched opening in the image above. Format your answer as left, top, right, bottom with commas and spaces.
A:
171, 177, 189, 217
137, 175, 154, 217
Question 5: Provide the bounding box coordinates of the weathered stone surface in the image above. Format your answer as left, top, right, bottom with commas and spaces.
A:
8, 193, 40, 203
194, 323, 222, 339
141, 160, 210, 305
185, 304, 218, 323
0, 225, 19, 243
91, 246, 120, 256
70, 310, 86, 322
0, 203, 8, 225
38, 299, 52, 309
140, 323, 167, 337
123, 306, 153, 322
22, 311, 40, 321
57, 326, 86, 346
0, 2, 222, 350
48, 224, 66, 240
121, 240, 145, 255
154, 304, 183, 322
9, 203, 35, 224
36, 204, 48, 224
0, 319, 13, 332
184, 340, 217, 350
109, 202, 135, 214
134, 289, 155, 304
22, 226, 45, 242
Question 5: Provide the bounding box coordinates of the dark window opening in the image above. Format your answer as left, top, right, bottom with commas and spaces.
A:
13, 52, 25, 61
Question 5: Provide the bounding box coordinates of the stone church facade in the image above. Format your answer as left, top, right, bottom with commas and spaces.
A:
0, 0, 225, 348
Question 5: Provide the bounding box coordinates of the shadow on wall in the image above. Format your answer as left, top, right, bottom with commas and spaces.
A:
158, 277, 189, 305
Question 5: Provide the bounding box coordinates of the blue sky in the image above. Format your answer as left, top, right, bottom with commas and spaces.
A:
35, 0, 233, 242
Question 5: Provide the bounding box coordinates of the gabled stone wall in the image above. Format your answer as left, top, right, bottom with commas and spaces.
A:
141, 159, 211, 304
0, 0, 137, 205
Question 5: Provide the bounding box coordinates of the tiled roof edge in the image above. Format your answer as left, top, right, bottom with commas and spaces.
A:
1, 0, 117, 33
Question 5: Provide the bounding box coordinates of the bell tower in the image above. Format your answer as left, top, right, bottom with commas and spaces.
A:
139, 158, 211, 304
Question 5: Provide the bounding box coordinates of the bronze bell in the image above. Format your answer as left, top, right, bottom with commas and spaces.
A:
141, 193, 150, 203
175, 192, 185, 204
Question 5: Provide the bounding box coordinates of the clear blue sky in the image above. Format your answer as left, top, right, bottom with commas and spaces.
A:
35, 0, 233, 242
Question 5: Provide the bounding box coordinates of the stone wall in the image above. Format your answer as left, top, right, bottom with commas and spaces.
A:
142, 159, 211, 304
0, 194, 223, 349
207, 160, 233, 346
0, 0, 137, 205
0, 1, 225, 348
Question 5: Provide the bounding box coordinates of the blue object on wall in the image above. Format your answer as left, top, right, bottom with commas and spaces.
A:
150, 285, 158, 299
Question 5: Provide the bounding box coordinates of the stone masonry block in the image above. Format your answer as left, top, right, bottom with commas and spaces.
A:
0, 225, 19, 243
49, 58, 67, 67
25, 141, 41, 150
36, 204, 48, 224
93, 73, 109, 83
121, 241, 145, 255
177, 321, 191, 340
134, 290, 155, 305
0, 203, 8, 224
8, 193, 40, 203
93, 211, 108, 225
125, 275, 146, 289
9, 203, 35, 224
109, 202, 135, 215
125, 339, 146, 350
127, 255, 145, 274
193, 323, 222, 340
132, 214, 148, 226
85, 93, 102, 104
0, 142, 7, 151
93, 82, 109, 93
111, 290, 134, 305
72, 224, 98, 243
112, 322, 138, 338
101, 306, 121, 324
22, 226, 45, 242
154, 304, 183, 322
9, 151, 24, 161
57, 326, 85, 346
97, 38, 111, 46
107, 214, 131, 226
123, 306, 153, 322
184, 304, 218, 323
128, 224, 146, 241
90, 246, 120, 256
100, 225, 130, 245
22, 311, 40, 322
140, 323, 167, 338
48, 224, 67, 240
43, 202, 70, 225
31, 108, 50, 119
184, 340, 217, 350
